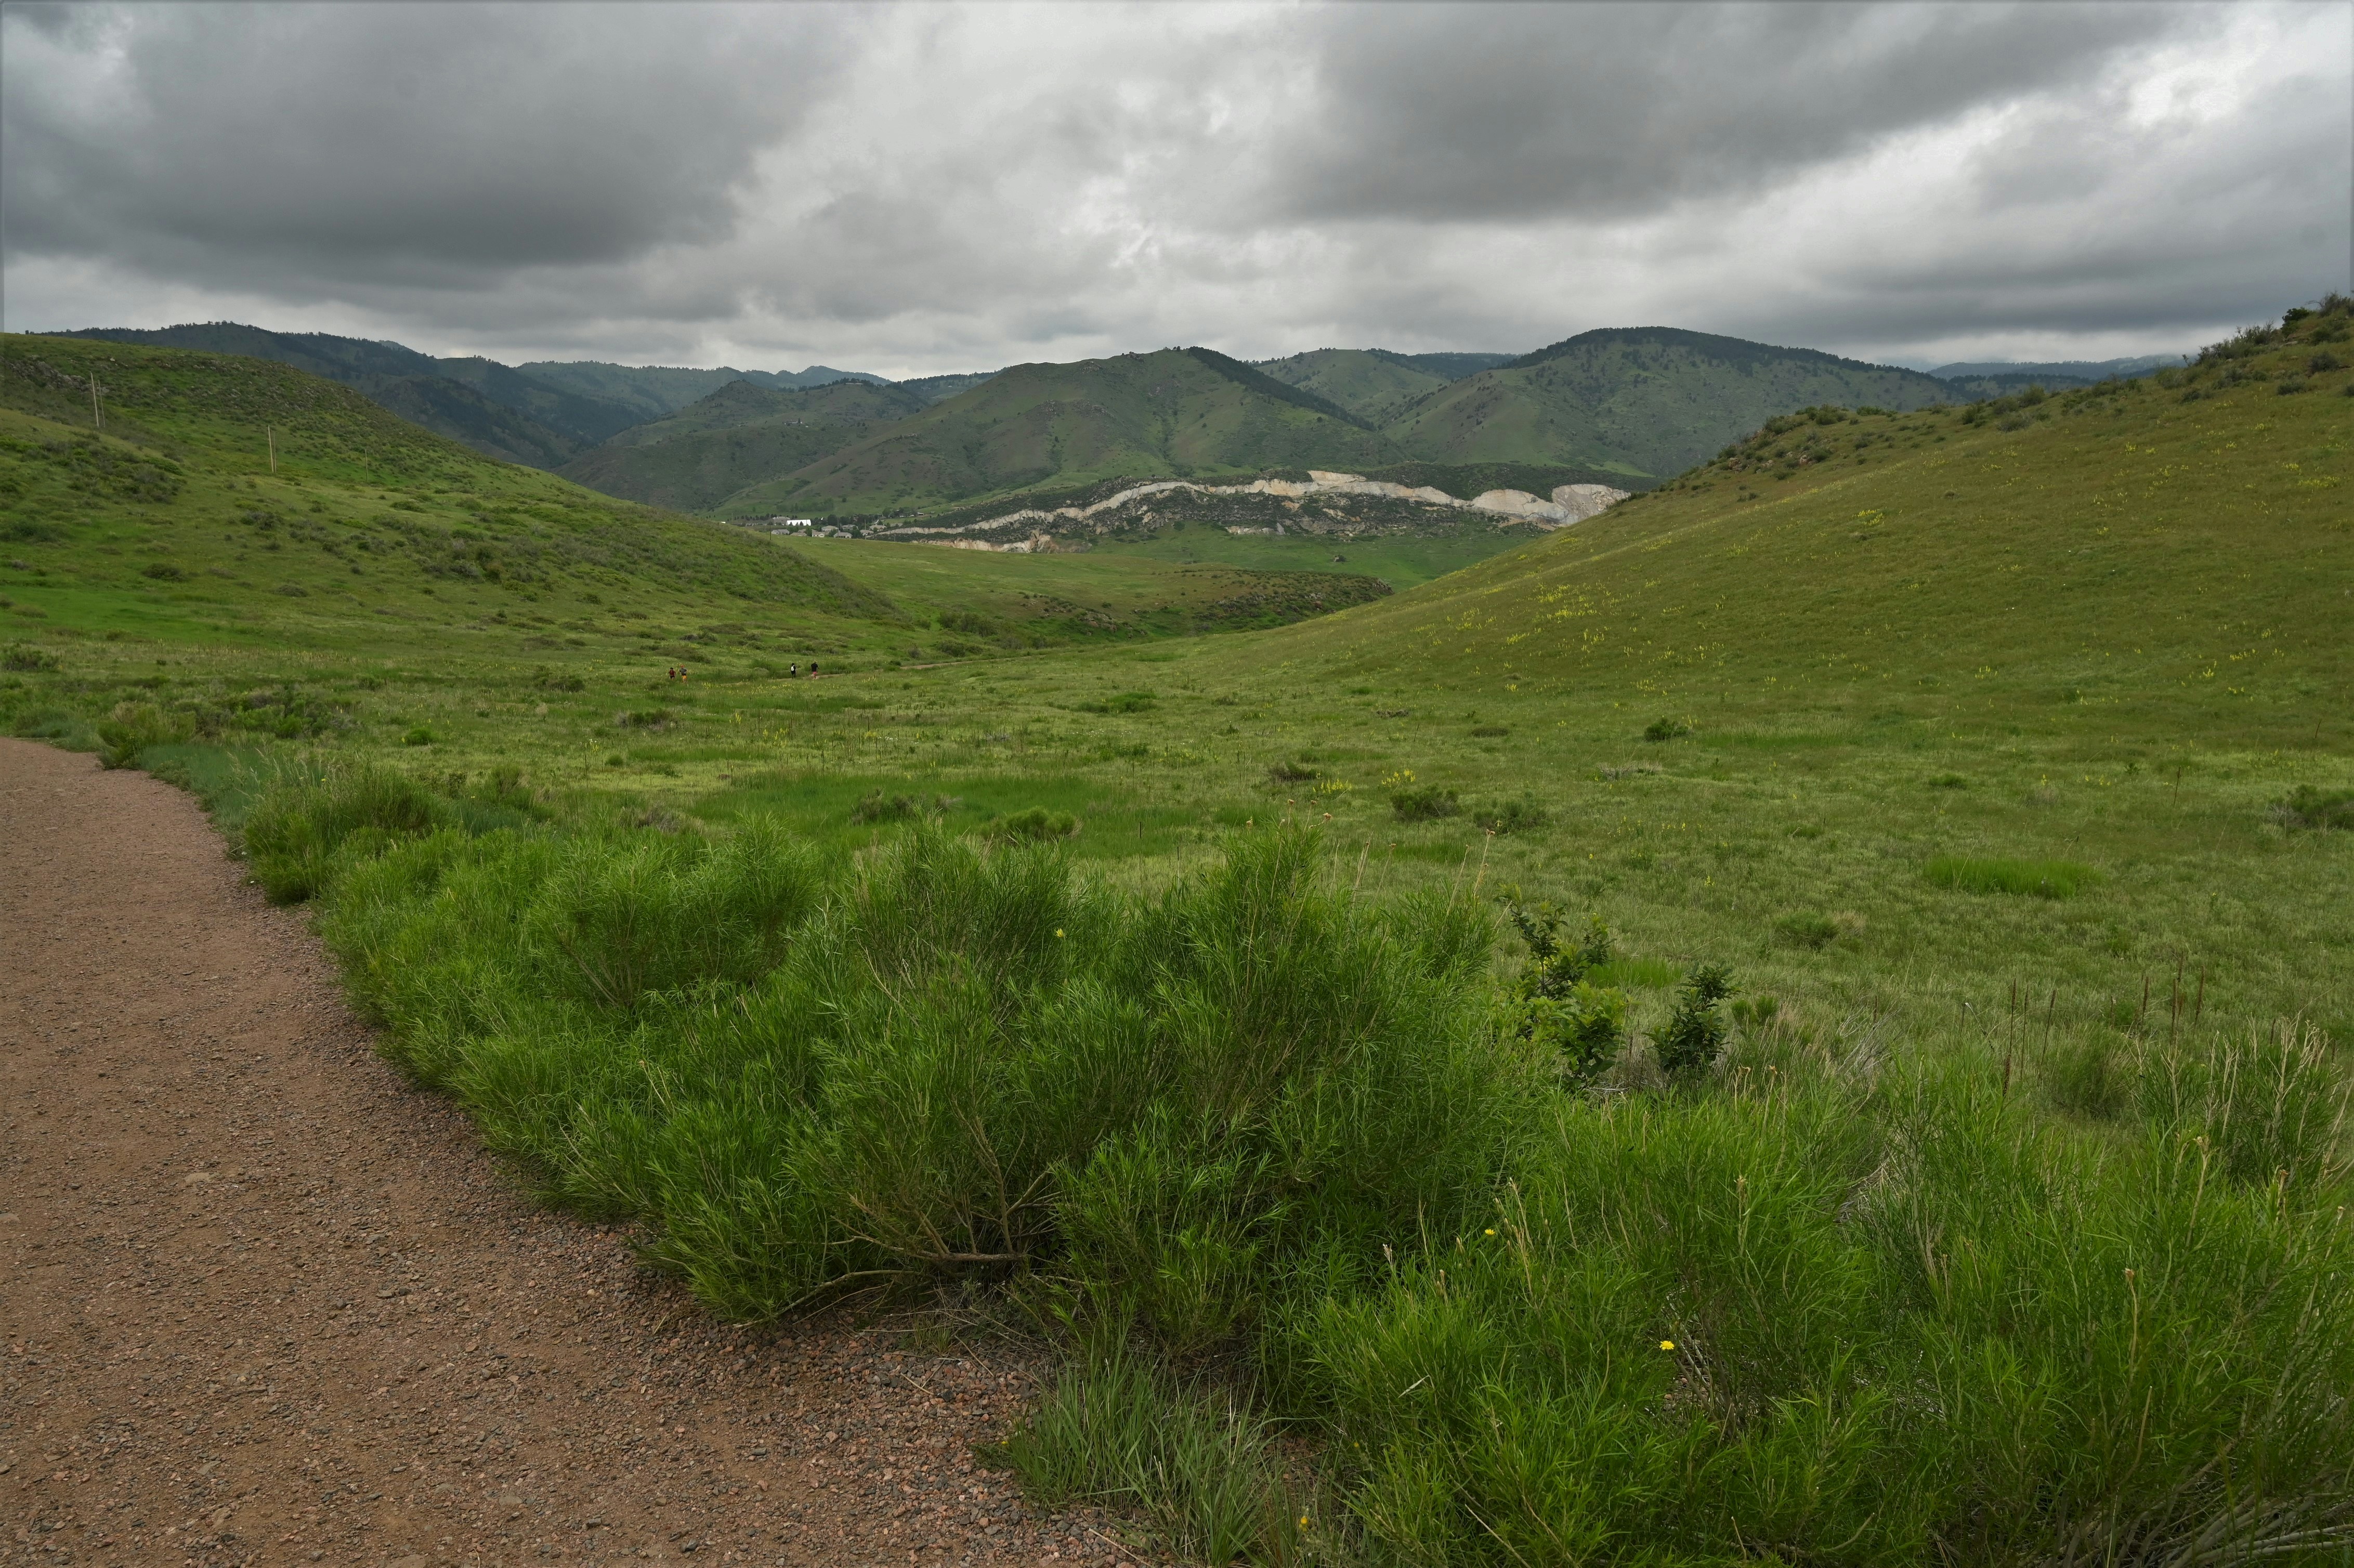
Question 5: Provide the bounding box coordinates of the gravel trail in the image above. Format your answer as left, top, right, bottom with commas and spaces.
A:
1, 739, 1117, 1568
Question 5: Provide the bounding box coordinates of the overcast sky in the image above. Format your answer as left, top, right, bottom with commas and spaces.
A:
4, 1, 2347, 376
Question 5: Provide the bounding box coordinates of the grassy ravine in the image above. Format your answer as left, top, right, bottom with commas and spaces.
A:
6, 304, 2353, 1563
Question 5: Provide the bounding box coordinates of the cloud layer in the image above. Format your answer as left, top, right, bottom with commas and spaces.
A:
4, 1, 2346, 373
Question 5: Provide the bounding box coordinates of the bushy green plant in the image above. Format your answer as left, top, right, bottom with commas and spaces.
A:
2275, 785, 2354, 831
95, 700, 193, 769
1774, 911, 1842, 949
1389, 785, 1460, 821
1296, 1042, 2354, 1564
316, 824, 1527, 1347
1474, 795, 1549, 835
1642, 715, 1692, 741
986, 805, 1080, 842
2, 641, 59, 673
243, 761, 450, 903
1655, 962, 1734, 1074
849, 788, 945, 824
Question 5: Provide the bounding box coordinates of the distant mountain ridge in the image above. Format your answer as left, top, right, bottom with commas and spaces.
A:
51, 320, 2057, 529
555, 378, 931, 513
1930, 354, 2182, 382
43, 323, 914, 470
1381, 326, 1962, 478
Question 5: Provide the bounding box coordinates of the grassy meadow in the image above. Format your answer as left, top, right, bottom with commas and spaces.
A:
5, 308, 2353, 1563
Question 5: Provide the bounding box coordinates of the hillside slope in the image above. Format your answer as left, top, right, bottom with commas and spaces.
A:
516, 360, 886, 421
49, 323, 642, 468
556, 379, 930, 512
0, 334, 902, 649
1255, 348, 1514, 423
1254, 349, 1455, 423
1269, 318, 2347, 739
1384, 326, 1964, 479
725, 347, 1407, 518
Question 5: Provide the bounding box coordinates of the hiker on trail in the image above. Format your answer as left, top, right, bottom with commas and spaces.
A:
790, 662, 799, 678
809, 662, 820, 678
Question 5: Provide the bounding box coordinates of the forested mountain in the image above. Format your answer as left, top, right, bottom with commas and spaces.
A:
1380, 326, 1963, 478
555, 378, 930, 513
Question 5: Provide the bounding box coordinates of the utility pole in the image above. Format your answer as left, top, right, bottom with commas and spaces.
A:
91, 374, 104, 432
268, 426, 277, 475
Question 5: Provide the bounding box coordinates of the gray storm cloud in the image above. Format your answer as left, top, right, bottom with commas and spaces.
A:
2, 1, 2345, 372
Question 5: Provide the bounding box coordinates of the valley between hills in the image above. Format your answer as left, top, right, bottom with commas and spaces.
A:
4, 300, 2348, 1566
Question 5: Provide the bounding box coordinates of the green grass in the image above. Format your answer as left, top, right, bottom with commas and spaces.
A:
1925, 854, 2100, 898
6, 305, 2353, 1563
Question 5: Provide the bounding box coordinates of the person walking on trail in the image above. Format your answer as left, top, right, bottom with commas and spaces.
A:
789, 663, 799, 679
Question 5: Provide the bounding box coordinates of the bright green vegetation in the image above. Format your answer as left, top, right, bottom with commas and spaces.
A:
1083, 521, 1526, 591
790, 538, 1390, 646
1386, 326, 1962, 478
7, 304, 2353, 1563
555, 378, 930, 513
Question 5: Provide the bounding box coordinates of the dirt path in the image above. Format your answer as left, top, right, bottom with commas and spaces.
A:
1, 740, 1114, 1568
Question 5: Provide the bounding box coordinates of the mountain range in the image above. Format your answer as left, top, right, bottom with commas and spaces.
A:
52, 319, 2181, 534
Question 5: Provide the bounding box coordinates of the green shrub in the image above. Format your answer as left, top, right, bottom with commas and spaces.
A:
1774, 911, 1842, 949
1296, 1041, 2354, 1564
1390, 785, 1460, 821
1642, 715, 1693, 742
96, 701, 193, 769
1655, 963, 1734, 1074
2, 642, 59, 673
140, 561, 187, 581
1266, 759, 1318, 783
243, 762, 450, 903
1474, 796, 1549, 835
1077, 690, 1156, 714
986, 806, 1080, 842
2274, 785, 2354, 831
320, 823, 1526, 1346
1925, 855, 2098, 898
849, 789, 951, 825
402, 726, 434, 747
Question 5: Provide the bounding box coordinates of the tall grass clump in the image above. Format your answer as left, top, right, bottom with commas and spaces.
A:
242, 759, 451, 903
985, 1340, 1286, 1563
1926, 854, 2099, 898
293, 804, 2354, 1564
312, 821, 1534, 1332
1293, 1030, 2354, 1564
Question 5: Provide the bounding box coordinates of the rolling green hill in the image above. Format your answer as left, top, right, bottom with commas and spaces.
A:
1382, 325, 1965, 479
555, 378, 932, 513
1254, 347, 1514, 423
49, 323, 645, 468
722, 347, 1407, 518
1253, 348, 1454, 422
1268, 321, 2348, 738
516, 359, 887, 421
0, 333, 901, 648
0, 335, 1400, 707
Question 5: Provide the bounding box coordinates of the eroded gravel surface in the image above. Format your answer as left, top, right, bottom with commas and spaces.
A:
1, 739, 1131, 1568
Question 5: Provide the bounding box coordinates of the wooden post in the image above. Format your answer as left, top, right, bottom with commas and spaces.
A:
91, 374, 103, 432
268, 426, 277, 475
